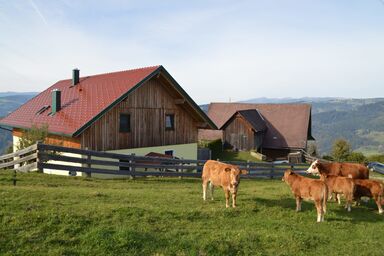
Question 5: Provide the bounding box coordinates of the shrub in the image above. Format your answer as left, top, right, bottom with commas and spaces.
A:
345, 152, 367, 163
16, 124, 48, 150
207, 139, 223, 160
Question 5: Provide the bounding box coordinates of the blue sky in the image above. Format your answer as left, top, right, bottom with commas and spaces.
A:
1, 0, 384, 104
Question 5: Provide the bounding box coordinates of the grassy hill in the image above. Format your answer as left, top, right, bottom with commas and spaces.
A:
1, 171, 384, 255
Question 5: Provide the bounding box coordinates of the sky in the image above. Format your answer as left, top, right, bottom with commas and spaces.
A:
1, 0, 384, 104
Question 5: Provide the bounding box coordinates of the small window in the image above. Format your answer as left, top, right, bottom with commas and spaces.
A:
120, 114, 130, 132
165, 114, 174, 130
164, 150, 174, 156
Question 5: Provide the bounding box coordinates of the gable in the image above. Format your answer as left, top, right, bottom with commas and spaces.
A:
0, 66, 216, 137
204, 103, 313, 149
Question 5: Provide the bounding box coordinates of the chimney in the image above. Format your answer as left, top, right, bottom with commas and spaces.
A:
72, 68, 80, 86
51, 89, 61, 114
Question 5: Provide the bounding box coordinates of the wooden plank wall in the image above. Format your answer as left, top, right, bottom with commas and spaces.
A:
223, 115, 255, 151
13, 128, 81, 149
80, 77, 198, 151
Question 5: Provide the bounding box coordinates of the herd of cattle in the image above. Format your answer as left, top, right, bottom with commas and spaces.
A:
202, 159, 384, 222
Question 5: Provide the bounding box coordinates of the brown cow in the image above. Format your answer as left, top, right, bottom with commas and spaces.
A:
320, 174, 355, 212
282, 169, 328, 222
202, 160, 248, 208
306, 159, 369, 179
353, 179, 384, 214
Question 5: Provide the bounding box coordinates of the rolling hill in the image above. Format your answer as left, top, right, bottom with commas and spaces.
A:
0, 92, 38, 153
0, 93, 383, 156
242, 97, 384, 155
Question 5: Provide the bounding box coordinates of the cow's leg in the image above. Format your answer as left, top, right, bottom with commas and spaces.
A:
202, 180, 208, 201
296, 197, 302, 212
374, 195, 383, 214
315, 201, 322, 222
345, 193, 352, 212
224, 189, 230, 208
232, 192, 237, 208
209, 182, 214, 200
337, 193, 342, 205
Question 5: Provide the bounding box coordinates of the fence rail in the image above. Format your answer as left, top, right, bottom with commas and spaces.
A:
0, 143, 310, 179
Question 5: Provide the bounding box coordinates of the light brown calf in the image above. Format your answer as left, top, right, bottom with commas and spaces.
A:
202, 160, 248, 208
320, 174, 355, 211
282, 169, 328, 222
353, 179, 384, 214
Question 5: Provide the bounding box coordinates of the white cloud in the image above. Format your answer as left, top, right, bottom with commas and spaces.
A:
1, 1, 384, 104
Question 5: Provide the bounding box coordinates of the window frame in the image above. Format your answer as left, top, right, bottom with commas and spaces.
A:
119, 113, 131, 133
165, 114, 175, 131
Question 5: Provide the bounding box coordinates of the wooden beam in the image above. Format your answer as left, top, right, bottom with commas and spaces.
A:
197, 122, 208, 128
174, 98, 185, 104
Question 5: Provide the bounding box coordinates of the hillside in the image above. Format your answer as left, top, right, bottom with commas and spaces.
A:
0, 94, 383, 156
241, 98, 384, 155
0, 92, 38, 153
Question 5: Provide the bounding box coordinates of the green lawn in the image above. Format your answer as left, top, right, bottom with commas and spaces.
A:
1, 171, 384, 255
216, 150, 262, 162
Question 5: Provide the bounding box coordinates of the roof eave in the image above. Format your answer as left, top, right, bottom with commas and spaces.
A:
158, 66, 218, 130
0, 123, 73, 137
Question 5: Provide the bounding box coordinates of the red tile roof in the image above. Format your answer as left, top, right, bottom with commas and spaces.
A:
199, 103, 314, 149
0, 66, 216, 136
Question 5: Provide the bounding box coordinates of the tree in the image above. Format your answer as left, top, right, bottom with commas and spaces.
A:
331, 139, 351, 162
16, 124, 48, 150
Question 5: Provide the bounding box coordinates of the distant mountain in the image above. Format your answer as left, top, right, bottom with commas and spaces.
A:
0, 92, 38, 153
0, 92, 38, 97
240, 97, 384, 155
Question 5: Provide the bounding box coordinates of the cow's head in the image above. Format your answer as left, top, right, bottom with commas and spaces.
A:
225, 167, 248, 192
282, 169, 294, 182
306, 159, 320, 175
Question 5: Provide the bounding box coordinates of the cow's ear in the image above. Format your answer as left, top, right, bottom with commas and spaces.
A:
287, 169, 293, 175
241, 170, 249, 175
224, 167, 232, 172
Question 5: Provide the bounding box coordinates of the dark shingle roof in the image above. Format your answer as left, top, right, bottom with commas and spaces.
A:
221, 109, 267, 132
199, 102, 314, 149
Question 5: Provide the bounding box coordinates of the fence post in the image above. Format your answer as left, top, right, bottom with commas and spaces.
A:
12, 169, 17, 186
130, 153, 135, 179
270, 163, 275, 179
36, 142, 43, 172
86, 151, 92, 178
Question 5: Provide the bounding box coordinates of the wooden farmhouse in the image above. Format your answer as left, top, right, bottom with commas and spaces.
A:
0, 66, 216, 175
199, 103, 315, 161
221, 109, 267, 152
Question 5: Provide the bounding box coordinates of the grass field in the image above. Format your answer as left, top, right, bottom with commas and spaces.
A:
1, 171, 384, 255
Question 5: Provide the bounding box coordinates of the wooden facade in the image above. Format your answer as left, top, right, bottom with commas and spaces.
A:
13, 129, 81, 149
223, 114, 264, 151
80, 76, 198, 151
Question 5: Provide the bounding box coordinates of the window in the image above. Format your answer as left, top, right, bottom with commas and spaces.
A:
164, 150, 174, 156
120, 114, 130, 132
165, 114, 175, 130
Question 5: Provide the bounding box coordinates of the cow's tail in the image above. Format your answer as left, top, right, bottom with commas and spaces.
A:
322, 183, 328, 214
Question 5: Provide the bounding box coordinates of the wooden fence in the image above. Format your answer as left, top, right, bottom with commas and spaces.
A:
0, 143, 310, 179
